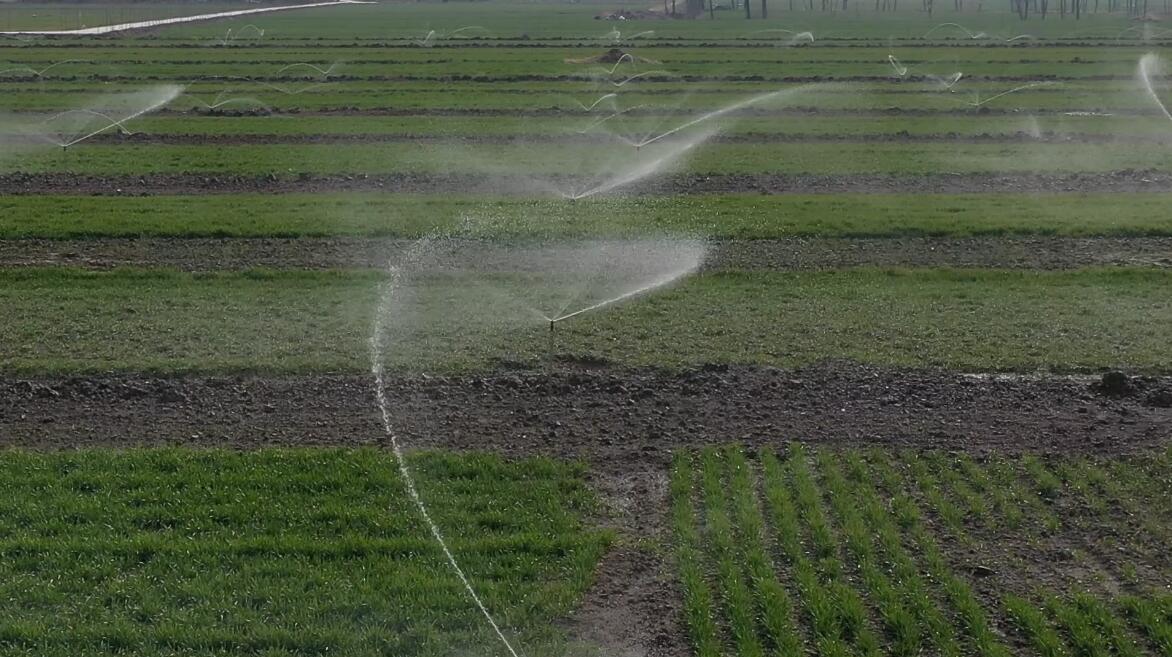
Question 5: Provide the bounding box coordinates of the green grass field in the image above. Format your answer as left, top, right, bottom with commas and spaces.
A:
2, 267, 1169, 373
672, 445, 1172, 657
0, 449, 610, 657
5, 193, 1172, 238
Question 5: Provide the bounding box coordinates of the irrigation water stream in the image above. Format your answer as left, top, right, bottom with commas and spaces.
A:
368, 235, 707, 655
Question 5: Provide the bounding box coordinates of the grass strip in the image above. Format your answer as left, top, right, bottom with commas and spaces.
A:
699, 447, 764, 657
8, 142, 1172, 177
787, 444, 883, 657
864, 450, 1013, 657
902, 451, 968, 534
952, 454, 1025, 530
1071, 593, 1145, 657
1120, 596, 1172, 657
1005, 595, 1073, 657
0, 448, 608, 657
4, 267, 1172, 375
761, 449, 859, 657
8, 193, 1172, 240
817, 452, 927, 657
838, 452, 963, 657
1049, 595, 1115, 657
725, 447, 804, 657
669, 451, 722, 657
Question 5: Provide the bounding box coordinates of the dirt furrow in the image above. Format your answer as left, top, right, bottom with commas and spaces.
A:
58, 131, 1172, 146
2, 237, 1169, 272
2, 364, 1168, 463
2, 170, 1170, 195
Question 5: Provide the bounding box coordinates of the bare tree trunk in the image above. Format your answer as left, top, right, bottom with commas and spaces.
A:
761, 0, 767, 18
745, 0, 751, 19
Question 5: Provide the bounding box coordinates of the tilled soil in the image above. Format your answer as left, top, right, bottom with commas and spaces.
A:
3, 236, 1170, 271
3, 363, 1168, 463
70, 131, 1172, 146
3, 170, 1171, 195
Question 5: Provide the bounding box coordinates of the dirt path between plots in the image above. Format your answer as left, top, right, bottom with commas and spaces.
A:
3, 236, 1170, 271
3, 363, 1168, 461
3, 170, 1171, 195
80, 132, 1172, 146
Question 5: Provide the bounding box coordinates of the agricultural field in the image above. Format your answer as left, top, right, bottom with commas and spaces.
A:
0, 1, 1169, 656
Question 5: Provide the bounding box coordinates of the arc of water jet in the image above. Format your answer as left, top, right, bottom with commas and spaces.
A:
547, 245, 619, 320
750, 28, 801, 36
235, 24, 265, 38
413, 30, 437, 47
625, 30, 655, 40
923, 22, 980, 39
636, 86, 804, 149
1114, 25, 1172, 42
274, 61, 340, 78
369, 260, 523, 657
748, 28, 816, 44
782, 31, 815, 45
59, 120, 134, 147
966, 81, 1051, 108
1138, 54, 1172, 122
928, 71, 963, 91
550, 260, 704, 324
184, 92, 271, 111
0, 59, 86, 78
30, 109, 140, 147
0, 66, 37, 77
571, 93, 618, 112
569, 128, 712, 199
56, 85, 182, 148
41, 108, 136, 133
574, 104, 646, 135
596, 53, 635, 77
228, 75, 329, 95
35, 59, 87, 76
610, 70, 669, 87
887, 54, 908, 77
449, 25, 488, 37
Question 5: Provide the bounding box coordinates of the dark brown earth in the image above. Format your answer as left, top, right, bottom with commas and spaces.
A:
3, 236, 1170, 271
76, 131, 1172, 146
3, 170, 1171, 195
167, 107, 1154, 118
562, 544, 688, 657
4, 363, 1169, 460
